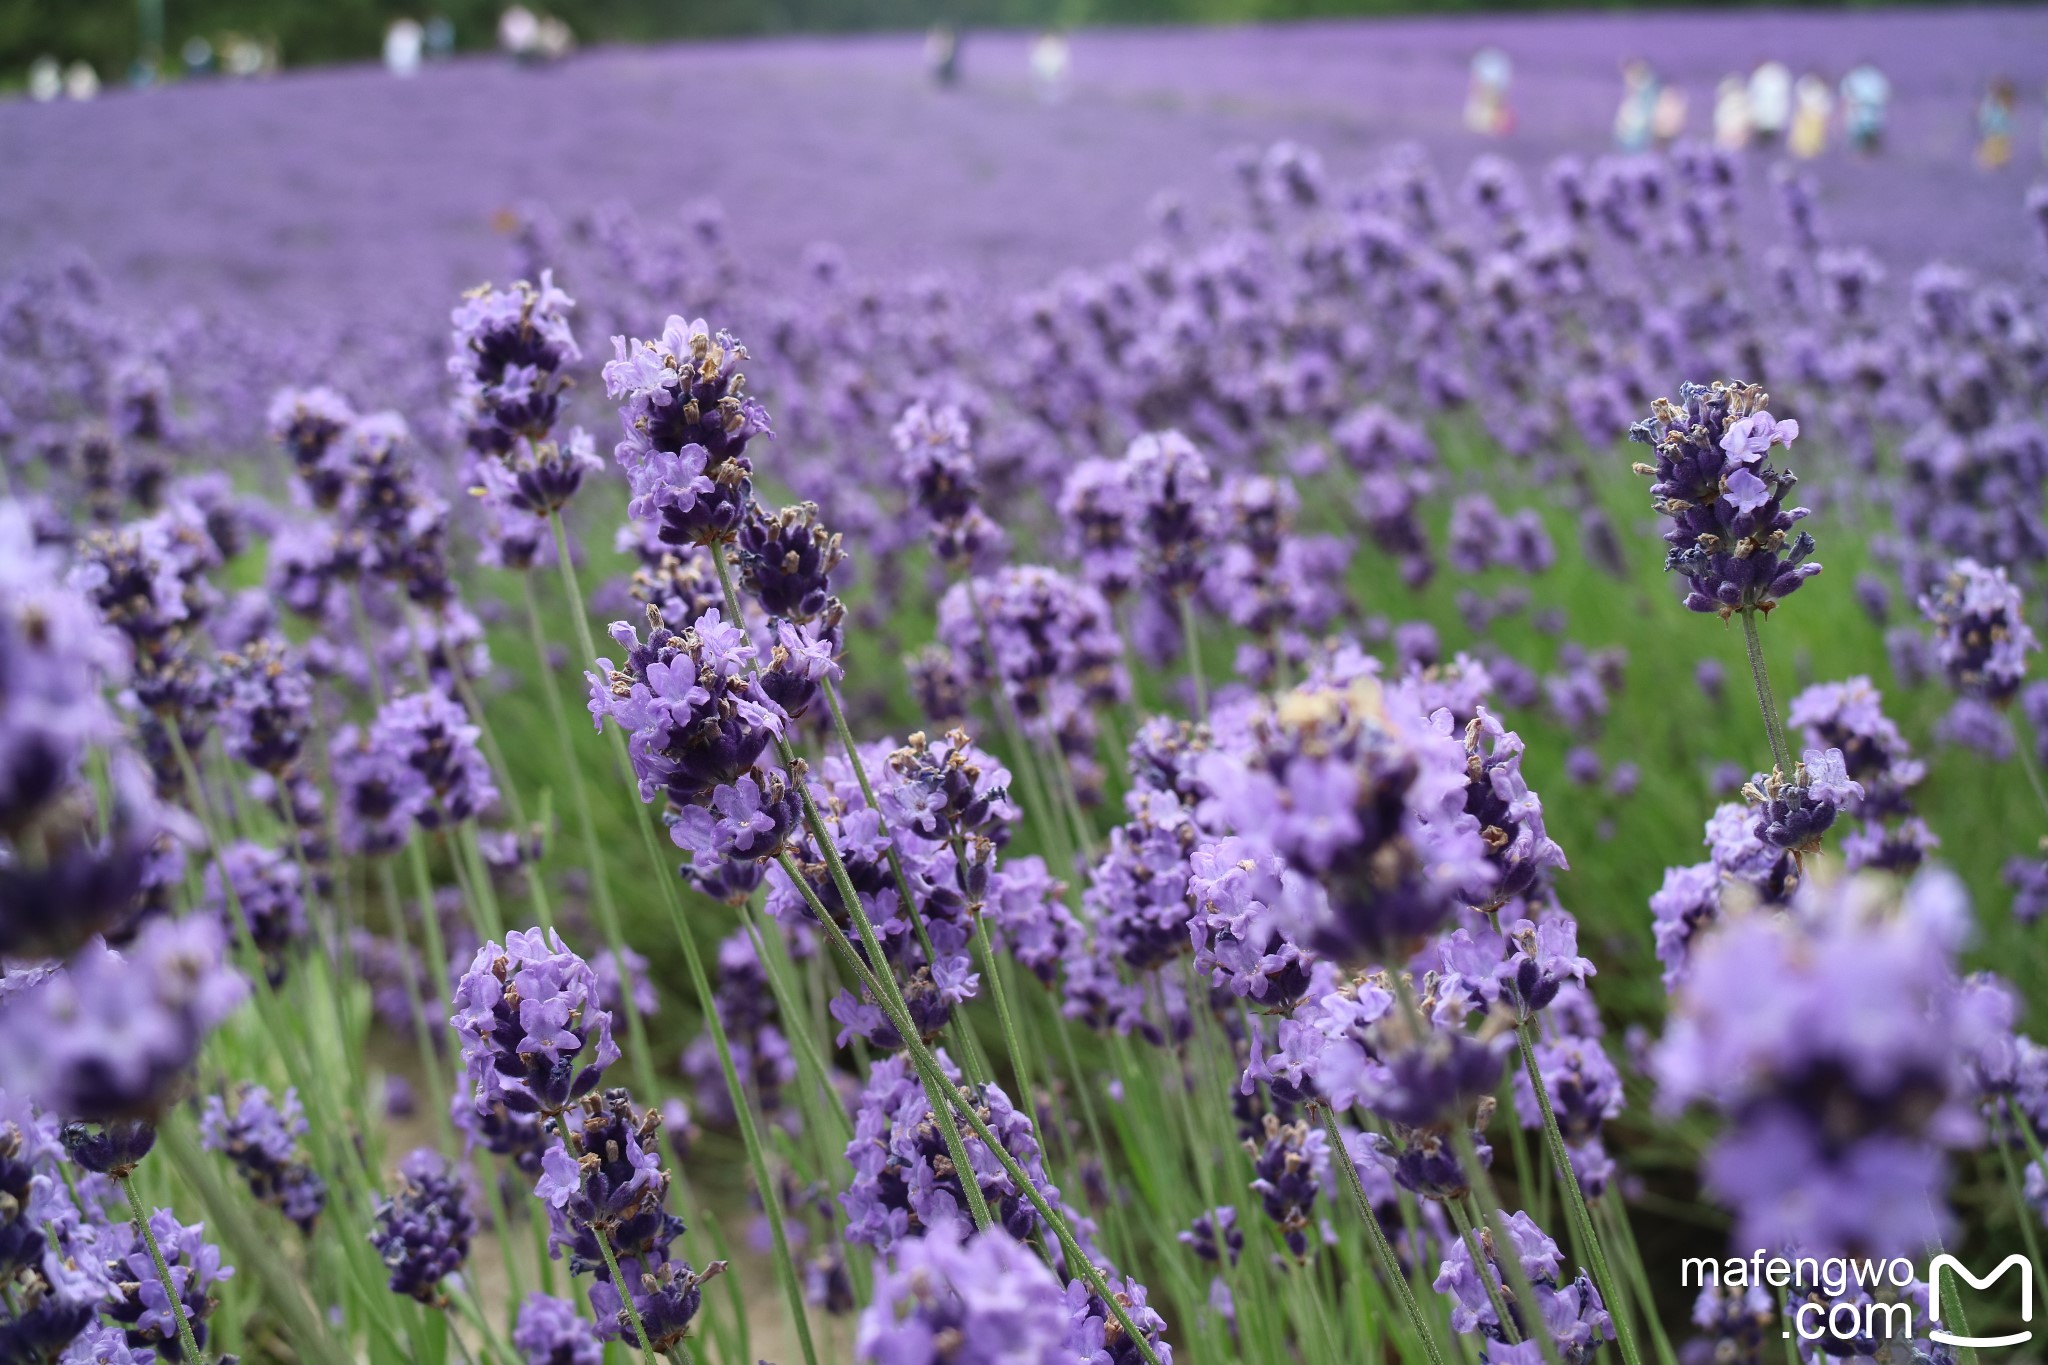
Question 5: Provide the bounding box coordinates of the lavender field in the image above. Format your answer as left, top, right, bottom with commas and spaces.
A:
6, 9, 2048, 1365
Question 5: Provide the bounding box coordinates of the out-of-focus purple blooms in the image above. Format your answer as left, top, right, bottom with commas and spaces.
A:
202, 841, 306, 983
1249, 1115, 1325, 1260
604, 316, 770, 548
854, 1225, 1071, 1365
1434, 1209, 1612, 1362
1177, 1206, 1242, 1268
895, 401, 1007, 571
2006, 855, 2048, 924
1884, 626, 1938, 689
1919, 557, 2037, 704
1653, 867, 1987, 1257
514, 1293, 604, 1365
370, 1147, 476, 1304
1630, 382, 1819, 617
1195, 672, 1491, 961
1124, 429, 1220, 597
1694, 659, 1725, 704
1, 915, 245, 1121
333, 688, 498, 853
214, 637, 313, 777
449, 273, 580, 453
1512, 1032, 1624, 1198
1854, 574, 1893, 625
199, 1084, 327, 1232
1649, 862, 1720, 991
267, 387, 358, 509
1187, 836, 1312, 1009
1935, 696, 2014, 758
1786, 678, 1925, 817
451, 927, 621, 1119
1059, 457, 1142, 600
1564, 747, 1602, 788
591, 946, 657, 1021
936, 565, 1127, 756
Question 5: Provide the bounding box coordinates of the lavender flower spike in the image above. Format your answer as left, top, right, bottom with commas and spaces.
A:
855, 1225, 1072, 1365
1629, 382, 1819, 617
1919, 557, 2038, 705
451, 927, 622, 1118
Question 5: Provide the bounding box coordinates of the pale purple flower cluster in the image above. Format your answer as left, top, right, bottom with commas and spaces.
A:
198, 1083, 327, 1232
451, 927, 622, 1119
513, 1292, 604, 1365
98, 1208, 234, 1361
854, 1225, 1071, 1365
370, 1147, 476, 1303
0, 915, 246, 1121
201, 840, 306, 982
682, 930, 796, 1127
1653, 868, 1991, 1257
1629, 382, 1819, 616
587, 607, 800, 890
1919, 556, 2037, 705
1433, 1209, 1612, 1363
1332, 403, 1438, 588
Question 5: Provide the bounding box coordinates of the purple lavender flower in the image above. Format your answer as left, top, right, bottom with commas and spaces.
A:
449, 273, 581, 454
1063, 1266, 1174, 1365
1, 915, 246, 1121
1511, 1031, 1623, 1197
267, 387, 357, 509
1177, 1206, 1243, 1268
514, 1293, 604, 1365
737, 501, 845, 624
895, 401, 1007, 570
1742, 748, 1863, 855
1433, 1209, 1612, 1362
855, 1225, 1071, 1365
1459, 709, 1568, 907
214, 636, 313, 777
1785, 678, 1924, 817
370, 1148, 476, 1304
534, 1090, 713, 1352
1249, 1115, 1326, 1260
842, 1050, 1070, 1255
1920, 557, 2037, 705
1629, 382, 1819, 617
99, 1208, 234, 1361
1187, 836, 1312, 1009
202, 841, 306, 982
199, 1084, 327, 1232
1653, 867, 1989, 1257
1124, 429, 1220, 597
604, 317, 770, 548
1197, 672, 1492, 960
451, 927, 621, 1119
2007, 855, 2048, 924
1059, 457, 1142, 600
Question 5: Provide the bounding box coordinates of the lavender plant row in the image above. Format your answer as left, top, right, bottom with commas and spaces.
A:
6, 93, 2048, 1365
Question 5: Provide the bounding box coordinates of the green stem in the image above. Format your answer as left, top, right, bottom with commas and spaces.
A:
1516, 1023, 1643, 1365
793, 882, 1167, 1365
1321, 1106, 1448, 1365
1739, 607, 1793, 774
1177, 592, 1208, 721
595, 1225, 660, 1365
521, 560, 662, 1104
121, 1174, 208, 1365
1449, 1124, 1565, 1365
1994, 1134, 2048, 1309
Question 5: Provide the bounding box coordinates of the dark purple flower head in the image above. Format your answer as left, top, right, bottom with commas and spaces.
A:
737, 500, 844, 623
605, 317, 770, 548
266, 387, 357, 509
1742, 748, 1863, 855
451, 927, 622, 1118
370, 1147, 476, 1304
883, 728, 1019, 847
513, 1292, 603, 1365
937, 566, 1127, 746
1187, 836, 1312, 1009
535, 1091, 714, 1351
855, 1225, 1072, 1365
59, 1117, 157, 1177
1629, 382, 1819, 617
1919, 557, 2037, 705
200, 1084, 325, 1232
1785, 678, 1923, 817
1063, 1265, 1174, 1365
449, 273, 581, 454
1460, 709, 1568, 907
214, 637, 313, 778
1177, 1206, 1242, 1268
1249, 1115, 1326, 1260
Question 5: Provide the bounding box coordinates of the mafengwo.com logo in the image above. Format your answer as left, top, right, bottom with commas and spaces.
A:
1680, 1252, 2034, 1348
